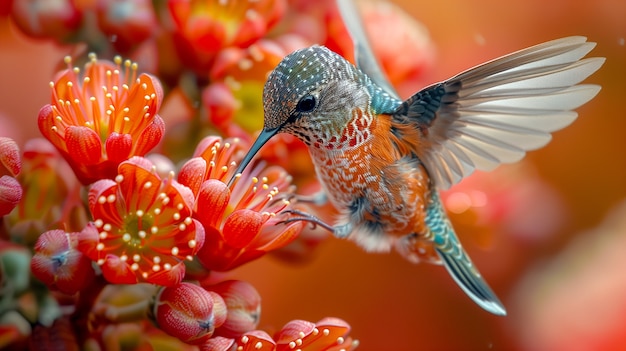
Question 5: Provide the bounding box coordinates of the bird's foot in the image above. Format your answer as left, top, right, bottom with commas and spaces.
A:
289, 191, 328, 206
279, 209, 334, 233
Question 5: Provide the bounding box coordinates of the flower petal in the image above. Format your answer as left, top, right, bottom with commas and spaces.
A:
65, 126, 103, 165
275, 318, 355, 351
0, 175, 22, 216
178, 157, 208, 196
76, 222, 100, 261
145, 261, 186, 287
133, 114, 165, 156
192, 136, 223, 159
237, 330, 277, 351
0, 137, 21, 176
200, 336, 236, 351
101, 254, 138, 284
274, 320, 315, 346
117, 157, 160, 213
37, 105, 65, 149
222, 209, 264, 249
87, 179, 123, 226
256, 220, 302, 252
196, 179, 231, 229
105, 132, 133, 163
299, 318, 353, 351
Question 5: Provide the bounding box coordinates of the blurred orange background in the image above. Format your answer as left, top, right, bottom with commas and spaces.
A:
1, 0, 625, 350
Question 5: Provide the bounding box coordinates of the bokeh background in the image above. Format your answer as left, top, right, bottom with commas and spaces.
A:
1, 0, 625, 350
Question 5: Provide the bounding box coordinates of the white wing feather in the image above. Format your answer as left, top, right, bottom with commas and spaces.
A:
336, 0, 399, 98
419, 36, 604, 189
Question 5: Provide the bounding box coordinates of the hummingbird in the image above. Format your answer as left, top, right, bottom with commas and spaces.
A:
229, 35, 604, 315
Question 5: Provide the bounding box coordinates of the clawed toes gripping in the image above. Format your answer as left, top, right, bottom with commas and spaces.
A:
278, 209, 334, 233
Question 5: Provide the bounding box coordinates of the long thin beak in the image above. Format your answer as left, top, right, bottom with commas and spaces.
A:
227, 128, 279, 187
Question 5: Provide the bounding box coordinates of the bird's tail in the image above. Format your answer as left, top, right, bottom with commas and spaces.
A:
425, 191, 507, 316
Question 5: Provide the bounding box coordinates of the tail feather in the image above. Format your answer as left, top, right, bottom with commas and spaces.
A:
436, 246, 507, 316
426, 191, 507, 315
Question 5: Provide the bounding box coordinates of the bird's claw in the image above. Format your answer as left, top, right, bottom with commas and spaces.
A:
286, 191, 328, 206
278, 209, 334, 233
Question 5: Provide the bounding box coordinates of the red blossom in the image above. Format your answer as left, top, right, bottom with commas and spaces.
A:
30, 229, 96, 295
153, 282, 227, 345
209, 330, 277, 351
78, 156, 204, 286
201, 318, 357, 351
38, 54, 165, 185
204, 41, 290, 137
177, 136, 303, 272
274, 318, 357, 351
96, 0, 158, 53
10, 0, 83, 42
168, 0, 287, 73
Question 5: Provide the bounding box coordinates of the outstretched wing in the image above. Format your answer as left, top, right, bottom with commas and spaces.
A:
336, 0, 399, 99
393, 36, 604, 189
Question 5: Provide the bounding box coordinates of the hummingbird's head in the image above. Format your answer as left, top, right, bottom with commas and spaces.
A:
229, 46, 370, 186
262, 45, 370, 140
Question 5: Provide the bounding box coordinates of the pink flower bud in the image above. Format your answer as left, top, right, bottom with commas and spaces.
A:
211, 280, 261, 338
154, 282, 218, 345
30, 229, 96, 295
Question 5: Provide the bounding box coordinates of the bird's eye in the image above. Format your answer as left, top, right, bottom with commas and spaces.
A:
296, 95, 317, 113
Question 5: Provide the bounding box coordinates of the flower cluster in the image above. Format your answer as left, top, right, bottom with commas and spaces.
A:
2, 0, 437, 349
38, 54, 165, 185
178, 136, 303, 272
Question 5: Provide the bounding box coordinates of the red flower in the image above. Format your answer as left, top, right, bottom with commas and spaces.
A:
201, 318, 357, 351
274, 318, 357, 351
204, 41, 293, 136
96, 0, 159, 53
168, 0, 286, 72
153, 282, 227, 345
177, 136, 303, 272
30, 229, 96, 295
38, 54, 165, 185
79, 156, 204, 286
10, 0, 82, 42
202, 330, 275, 351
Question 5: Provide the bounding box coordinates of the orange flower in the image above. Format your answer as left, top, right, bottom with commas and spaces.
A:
38, 54, 165, 185
200, 318, 357, 351
168, 0, 286, 72
202, 40, 317, 184
274, 318, 357, 351
79, 156, 204, 286
177, 136, 303, 271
